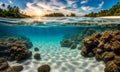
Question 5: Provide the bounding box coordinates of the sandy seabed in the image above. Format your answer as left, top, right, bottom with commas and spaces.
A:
1, 16, 119, 72
8, 39, 105, 72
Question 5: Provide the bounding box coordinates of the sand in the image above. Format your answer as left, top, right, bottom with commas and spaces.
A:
98, 16, 120, 19
8, 39, 105, 72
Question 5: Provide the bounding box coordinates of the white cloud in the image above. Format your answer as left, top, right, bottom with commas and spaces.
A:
80, 0, 88, 4
22, 0, 80, 16
9, 0, 13, 4
81, 6, 94, 11
98, 1, 104, 8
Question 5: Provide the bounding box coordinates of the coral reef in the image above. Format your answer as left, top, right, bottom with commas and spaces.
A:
60, 28, 96, 49
104, 61, 120, 72
0, 36, 33, 61
37, 64, 51, 72
81, 30, 120, 72
0, 57, 23, 72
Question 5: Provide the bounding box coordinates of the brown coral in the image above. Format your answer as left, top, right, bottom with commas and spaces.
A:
104, 61, 120, 72
0, 36, 33, 61
81, 30, 120, 72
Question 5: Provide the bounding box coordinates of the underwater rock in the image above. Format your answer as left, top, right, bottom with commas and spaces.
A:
100, 31, 113, 43
0, 36, 33, 61
60, 39, 73, 47
104, 61, 120, 72
10, 46, 32, 60
4, 67, 15, 72
34, 53, 41, 60
82, 28, 96, 37
0, 58, 9, 70
0, 57, 15, 72
95, 53, 102, 61
37, 65, 50, 72
114, 56, 120, 66
71, 34, 82, 44
111, 41, 120, 55
12, 65, 23, 72
60, 28, 97, 49
102, 52, 115, 62
70, 43, 77, 49
34, 47, 39, 51
0, 58, 24, 72
81, 30, 120, 72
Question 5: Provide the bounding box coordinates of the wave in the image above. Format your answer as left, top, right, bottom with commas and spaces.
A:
0, 17, 120, 27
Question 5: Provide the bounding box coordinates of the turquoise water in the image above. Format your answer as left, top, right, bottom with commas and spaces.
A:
0, 17, 120, 72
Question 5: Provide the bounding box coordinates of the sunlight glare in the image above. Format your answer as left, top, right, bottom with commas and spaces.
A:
36, 10, 43, 16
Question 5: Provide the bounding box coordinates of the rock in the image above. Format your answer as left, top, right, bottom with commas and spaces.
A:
104, 61, 120, 72
100, 31, 113, 43
81, 47, 88, 57
104, 43, 112, 51
70, 43, 77, 49
4, 67, 16, 72
96, 49, 103, 54
12, 65, 23, 72
83, 33, 101, 48
80, 30, 120, 71
114, 56, 120, 66
10, 47, 32, 61
37, 65, 50, 72
34, 47, 39, 51
95, 53, 102, 61
60, 39, 73, 47
102, 52, 115, 62
0, 36, 33, 61
0, 58, 9, 70
87, 52, 94, 57
111, 41, 120, 55
34, 53, 40, 59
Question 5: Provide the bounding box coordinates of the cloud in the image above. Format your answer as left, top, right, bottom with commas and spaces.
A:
80, 0, 88, 4
98, 1, 104, 8
22, 0, 83, 16
9, 0, 13, 4
22, 0, 103, 16
81, 6, 94, 11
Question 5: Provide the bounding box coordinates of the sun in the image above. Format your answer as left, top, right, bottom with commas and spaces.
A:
36, 10, 43, 16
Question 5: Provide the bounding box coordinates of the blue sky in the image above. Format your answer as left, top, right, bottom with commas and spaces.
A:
0, 0, 120, 16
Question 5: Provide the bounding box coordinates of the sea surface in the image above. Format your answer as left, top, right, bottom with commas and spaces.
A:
0, 17, 120, 72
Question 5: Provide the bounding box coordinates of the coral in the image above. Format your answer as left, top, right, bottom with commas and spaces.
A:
60, 28, 96, 49
70, 43, 77, 49
102, 52, 115, 62
114, 56, 120, 66
0, 58, 9, 70
104, 61, 120, 72
0, 36, 33, 61
34, 47, 39, 51
34, 53, 41, 60
60, 39, 73, 47
81, 30, 120, 72
12, 65, 23, 72
37, 65, 50, 72
0, 57, 23, 72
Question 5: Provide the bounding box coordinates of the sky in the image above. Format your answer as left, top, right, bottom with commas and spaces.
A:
0, 0, 120, 16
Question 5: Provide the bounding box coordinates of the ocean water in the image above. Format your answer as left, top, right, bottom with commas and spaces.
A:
0, 17, 120, 72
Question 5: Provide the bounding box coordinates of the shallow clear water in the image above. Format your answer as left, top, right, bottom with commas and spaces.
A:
0, 17, 120, 72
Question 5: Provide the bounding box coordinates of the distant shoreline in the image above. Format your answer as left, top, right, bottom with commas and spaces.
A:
98, 16, 120, 19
